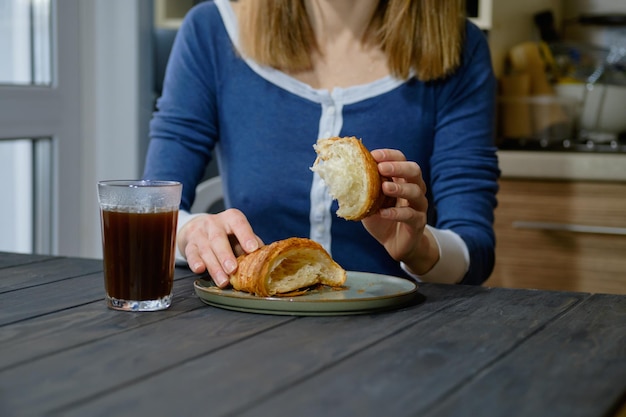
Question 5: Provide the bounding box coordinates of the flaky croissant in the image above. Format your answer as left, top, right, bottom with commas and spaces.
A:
229, 237, 347, 297
311, 136, 394, 221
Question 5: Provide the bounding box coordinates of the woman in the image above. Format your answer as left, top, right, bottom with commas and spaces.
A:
143, 0, 500, 288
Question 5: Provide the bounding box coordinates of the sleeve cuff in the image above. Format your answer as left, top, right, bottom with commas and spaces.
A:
175, 210, 204, 265
401, 225, 469, 284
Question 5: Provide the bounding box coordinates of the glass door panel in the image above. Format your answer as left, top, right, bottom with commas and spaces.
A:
0, 0, 55, 254
0, 0, 52, 85
0, 138, 52, 253
0, 139, 33, 252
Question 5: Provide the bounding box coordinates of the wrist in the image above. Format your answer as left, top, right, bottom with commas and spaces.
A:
402, 228, 440, 276
402, 227, 469, 284
175, 211, 204, 261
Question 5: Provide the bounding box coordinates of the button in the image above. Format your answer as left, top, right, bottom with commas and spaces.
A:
323, 131, 331, 137
316, 225, 325, 234
327, 106, 335, 115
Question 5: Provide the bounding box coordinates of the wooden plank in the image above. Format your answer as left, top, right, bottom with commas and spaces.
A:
0, 284, 469, 416
52, 285, 519, 417
0, 251, 54, 270
0, 271, 105, 326
0, 257, 103, 293
0, 257, 198, 293
424, 293, 626, 417
0, 302, 298, 416
0, 275, 202, 371
220, 288, 587, 417
0, 265, 199, 326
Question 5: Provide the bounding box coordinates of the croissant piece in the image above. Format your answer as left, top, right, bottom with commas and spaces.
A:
311, 136, 393, 221
229, 237, 347, 297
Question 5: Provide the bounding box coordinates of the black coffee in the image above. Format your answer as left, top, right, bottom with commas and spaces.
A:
101, 209, 177, 301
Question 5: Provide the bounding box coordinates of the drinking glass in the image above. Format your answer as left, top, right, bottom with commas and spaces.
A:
97, 180, 182, 311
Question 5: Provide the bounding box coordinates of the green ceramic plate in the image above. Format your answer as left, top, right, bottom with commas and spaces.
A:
193, 271, 421, 316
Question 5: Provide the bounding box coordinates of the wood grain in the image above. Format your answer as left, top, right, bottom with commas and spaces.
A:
0, 275, 201, 371
486, 179, 626, 294
2, 252, 623, 417
0, 261, 200, 326
232, 288, 584, 417
41, 284, 477, 417
0, 301, 297, 415
0, 257, 102, 293
0, 251, 54, 270
54, 287, 585, 417
427, 293, 626, 417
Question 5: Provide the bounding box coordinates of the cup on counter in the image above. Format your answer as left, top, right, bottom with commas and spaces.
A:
555, 83, 626, 139
497, 95, 581, 147
97, 180, 182, 311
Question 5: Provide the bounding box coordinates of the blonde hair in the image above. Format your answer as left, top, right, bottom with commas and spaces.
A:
237, 0, 465, 82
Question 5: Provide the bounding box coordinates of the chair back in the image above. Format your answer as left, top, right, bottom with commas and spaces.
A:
190, 176, 224, 214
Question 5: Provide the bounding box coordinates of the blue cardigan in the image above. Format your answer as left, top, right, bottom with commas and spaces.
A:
143, 0, 500, 285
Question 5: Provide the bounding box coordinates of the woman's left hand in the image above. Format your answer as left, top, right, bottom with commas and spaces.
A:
362, 149, 439, 275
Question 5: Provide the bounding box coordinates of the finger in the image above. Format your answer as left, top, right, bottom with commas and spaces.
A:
383, 181, 428, 212
184, 210, 246, 287
199, 209, 261, 284
185, 245, 207, 274
380, 163, 424, 197
371, 148, 407, 163
380, 204, 428, 227
379, 160, 424, 184
221, 209, 263, 254
202, 215, 242, 276
229, 234, 264, 257
185, 242, 230, 288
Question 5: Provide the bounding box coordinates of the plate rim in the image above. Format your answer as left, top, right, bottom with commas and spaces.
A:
193, 270, 420, 315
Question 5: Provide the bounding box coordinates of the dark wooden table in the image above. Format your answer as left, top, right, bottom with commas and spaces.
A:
1, 251, 625, 417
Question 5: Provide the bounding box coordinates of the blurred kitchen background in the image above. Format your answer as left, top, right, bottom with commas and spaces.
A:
0, 0, 625, 293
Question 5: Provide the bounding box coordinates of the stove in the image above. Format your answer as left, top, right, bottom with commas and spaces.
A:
498, 133, 626, 153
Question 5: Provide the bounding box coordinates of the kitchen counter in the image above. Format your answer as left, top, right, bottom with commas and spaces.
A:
498, 150, 626, 182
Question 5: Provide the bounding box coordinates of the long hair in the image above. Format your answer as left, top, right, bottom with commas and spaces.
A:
237, 0, 466, 82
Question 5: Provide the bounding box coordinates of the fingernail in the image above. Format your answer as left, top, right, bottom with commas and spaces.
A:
224, 259, 236, 274
245, 239, 259, 252
380, 208, 391, 218
192, 262, 204, 272
386, 182, 398, 193
380, 162, 393, 175
214, 271, 229, 287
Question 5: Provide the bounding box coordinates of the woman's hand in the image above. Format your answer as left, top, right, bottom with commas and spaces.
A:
178, 209, 263, 288
362, 149, 440, 275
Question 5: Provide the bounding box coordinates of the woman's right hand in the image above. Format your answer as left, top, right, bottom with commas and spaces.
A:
177, 209, 263, 288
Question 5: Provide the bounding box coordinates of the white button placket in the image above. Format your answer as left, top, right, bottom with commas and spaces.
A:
309, 91, 344, 254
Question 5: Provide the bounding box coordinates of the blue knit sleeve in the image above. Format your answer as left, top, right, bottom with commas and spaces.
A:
143, 3, 222, 211
430, 22, 501, 285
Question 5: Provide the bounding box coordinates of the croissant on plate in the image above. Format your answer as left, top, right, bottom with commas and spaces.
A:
229, 237, 347, 297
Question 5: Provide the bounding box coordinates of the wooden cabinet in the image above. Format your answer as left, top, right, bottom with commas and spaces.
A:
485, 178, 626, 294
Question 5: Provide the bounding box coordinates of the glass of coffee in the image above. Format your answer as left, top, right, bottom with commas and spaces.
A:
97, 180, 182, 311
